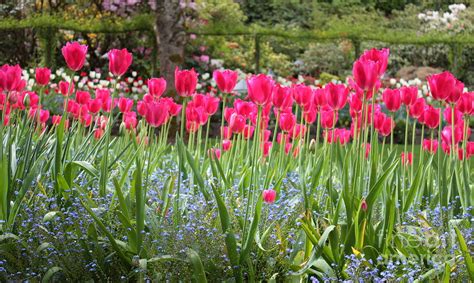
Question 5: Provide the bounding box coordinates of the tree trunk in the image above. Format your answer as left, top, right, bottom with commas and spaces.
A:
155, 0, 186, 97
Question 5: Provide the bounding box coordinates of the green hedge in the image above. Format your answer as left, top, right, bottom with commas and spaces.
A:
1, 14, 473, 45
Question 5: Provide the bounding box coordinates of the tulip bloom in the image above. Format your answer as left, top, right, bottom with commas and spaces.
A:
0, 64, 24, 91
118, 97, 134, 113
352, 59, 379, 91
222, 139, 232, 151
422, 105, 440, 129
313, 88, 327, 109
175, 67, 198, 97
243, 125, 255, 139
229, 113, 246, 133
293, 84, 313, 109
359, 48, 390, 76
320, 108, 337, 129
62, 42, 88, 71
76, 91, 91, 105
272, 84, 294, 110
422, 139, 438, 154
401, 152, 413, 166
400, 86, 418, 106
443, 107, 462, 125
213, 69, 238, 94
262, 189, 276, 204
88, 99, 102, 114
208, 148, 221, 160
348, 94, 362, 114
427, 71, 460, 102
279, 112, 296, 132
246, 74, 274, 106
35, 67, 51, 86
441, 125, 463, 146
59, 81, 74, 96
325, 83, 348, 111
378, 116, 394, 137
408, 98, 425, 119
147, 78, 167, 98
145, 100, 169, 127
123, 112, 137, 130
382, 88, 401, 112
108, 49, 133, 77
456, 92, 473, 115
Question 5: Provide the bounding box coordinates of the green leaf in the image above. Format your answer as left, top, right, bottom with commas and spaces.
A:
454, 226, 474, 281
186, 249, 208, 283
366, 159, 399, 209
41, 266, 63, 283
178, 138, 210, 201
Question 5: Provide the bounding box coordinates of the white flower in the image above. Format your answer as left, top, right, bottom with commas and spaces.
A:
196, 83, 202, 90
132, 71, 137, 77
74, 75, 79, 82
138, 80, 143, 85
389, 78, 397, 85
127, 77, 134, 83
133, 82, 138, 87
50, 74, 56, 80
89, 71, 96, 78
78, 82, 84, 88
202, 73, 210, 80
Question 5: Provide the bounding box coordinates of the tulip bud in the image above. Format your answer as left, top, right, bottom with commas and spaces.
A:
361, 199, 368, 212
119, 122, 126, 137
8, 92, 18, 104
262, 189, 276, 204
23, 93, 31, 108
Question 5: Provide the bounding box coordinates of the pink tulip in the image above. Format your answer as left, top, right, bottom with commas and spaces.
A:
401, 152, 413, 166
76, 91, 91, 105
222, 139, 232, 151
62, 42, 88, 71
364, 143, 371, 159
378, 116, 394, 137
262, 142, 272, 157
0, 64, 24, 91
162, 97, 182, 117
213, 69, 238, 93
348, 94, 362, 114
246, 74, 274, 106
118, 97, 134, 113
382, 88, 401, 112
320, 108, 337, 129
123, 112, 137, 130
59, 81, 74, 96
209, 148, 221, 160
293, 84, 313, 109
145, 100, 169, 127
467, 142, 474, 159
422, 139, 438, 154
243, 125, 255, 139
262, 189, 276, 204
427, 71, 458, 102
175, 67, 198, 97
443, 107, 462, 125
325, 83, 349, 111
423, 105, 440, 129
441, 125, 463, 146
234, 99, 257, 119
408, 98, 425, 119
229, 113, 246, 133
359, 48, 390, 76
108, 48, 133, 77
304, 107, 317, 124
361, 199, 368, 212
35, 67, 51, 86
279, 112, 296, 132
352, 59, 379, 91
456, 92, 473, 115
272, 84, 294, 110
313, 88, 327, 109
88, 99, 102, 114
147, 78, 167, 98
400, 86, 418, 106
221, 126, 232, 139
